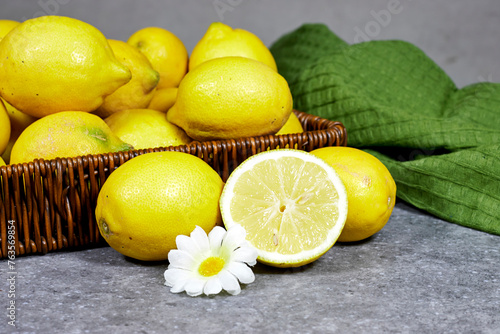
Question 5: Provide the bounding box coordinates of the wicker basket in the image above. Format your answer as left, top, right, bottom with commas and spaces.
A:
0, 110, 346, 258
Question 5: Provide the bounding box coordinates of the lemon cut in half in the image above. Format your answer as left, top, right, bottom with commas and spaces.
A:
220, 149, 348, 268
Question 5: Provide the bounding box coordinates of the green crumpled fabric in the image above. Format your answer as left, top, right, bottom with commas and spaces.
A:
270, 23, 500, 235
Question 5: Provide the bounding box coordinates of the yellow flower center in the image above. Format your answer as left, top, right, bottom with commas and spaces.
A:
198, 256, 225, 277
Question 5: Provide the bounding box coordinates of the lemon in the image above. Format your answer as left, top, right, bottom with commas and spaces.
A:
148, 87, 178, 113
94, 40, 160, 118
1, 98, 37, 163
276, 111, 303, 135
0, 156, 5, 167
0, 20, 20, 40
310, 147, 397, 242
220, 149, 348, 267
0, 99, 10, 154
0, 16, 131, 118
127, 27, 188, 89
95, 151, 224, 261
10, 111, 133, 164
105, 108, 191, 149
189, 22, 277, 71
167, 56, 293, 141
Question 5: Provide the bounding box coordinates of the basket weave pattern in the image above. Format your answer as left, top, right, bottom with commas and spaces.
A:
0, 111, 346, 258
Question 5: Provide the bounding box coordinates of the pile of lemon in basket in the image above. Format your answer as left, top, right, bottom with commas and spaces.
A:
0, 17, 395, 271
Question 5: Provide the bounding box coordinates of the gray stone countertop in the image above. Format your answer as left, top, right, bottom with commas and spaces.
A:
2, 202, 499, 334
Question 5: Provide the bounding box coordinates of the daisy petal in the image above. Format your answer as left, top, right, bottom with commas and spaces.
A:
190, 226, 210, 252
169, 272, 190, 293
168, 249, 195, 270
164, 268, 191, 287
226, 261, 255, 284
222, 225, 247, 251
203, 277, 223, 296
208, 226, 226, 250
219, 270, 242, 295
184, 278, 205, 297
232, 246, 258, 266
175, 234, 199, 254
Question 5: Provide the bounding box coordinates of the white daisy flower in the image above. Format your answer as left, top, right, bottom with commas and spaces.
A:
164, 225, 258, 296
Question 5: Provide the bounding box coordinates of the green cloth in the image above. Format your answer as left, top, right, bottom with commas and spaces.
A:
270, 24, 500, 235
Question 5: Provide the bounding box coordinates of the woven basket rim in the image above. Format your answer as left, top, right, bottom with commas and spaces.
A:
0, 110, 346, 172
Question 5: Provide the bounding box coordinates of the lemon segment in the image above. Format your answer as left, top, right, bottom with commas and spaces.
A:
220, 149, 348, 267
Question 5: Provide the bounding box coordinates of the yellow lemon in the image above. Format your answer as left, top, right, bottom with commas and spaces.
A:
1, 98, 37, 163
10, 111, 133, 164
167, 56, 293, 141
94, 40, 160, 118
276, 111, 303, 135
220, 149, 348, 267
0, 98, 10, 154
0, 20, 20, 39
189, 22, 277, 71
127, 27, 188, 89
310, 147, 397, 242
0, 16, 131, 118
0, 156, 5, 167
147, 87, 178, 113
95, 151, 224, 261
105, 108, 191, 150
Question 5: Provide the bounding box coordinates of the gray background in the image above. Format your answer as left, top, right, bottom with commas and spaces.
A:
1, 0, 499, 88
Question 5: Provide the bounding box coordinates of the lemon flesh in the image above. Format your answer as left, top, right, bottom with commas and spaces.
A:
0, 16, 131, 118
220, 149, 348, 267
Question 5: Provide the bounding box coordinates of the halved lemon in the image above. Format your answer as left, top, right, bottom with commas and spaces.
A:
220, 149, 348, 267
